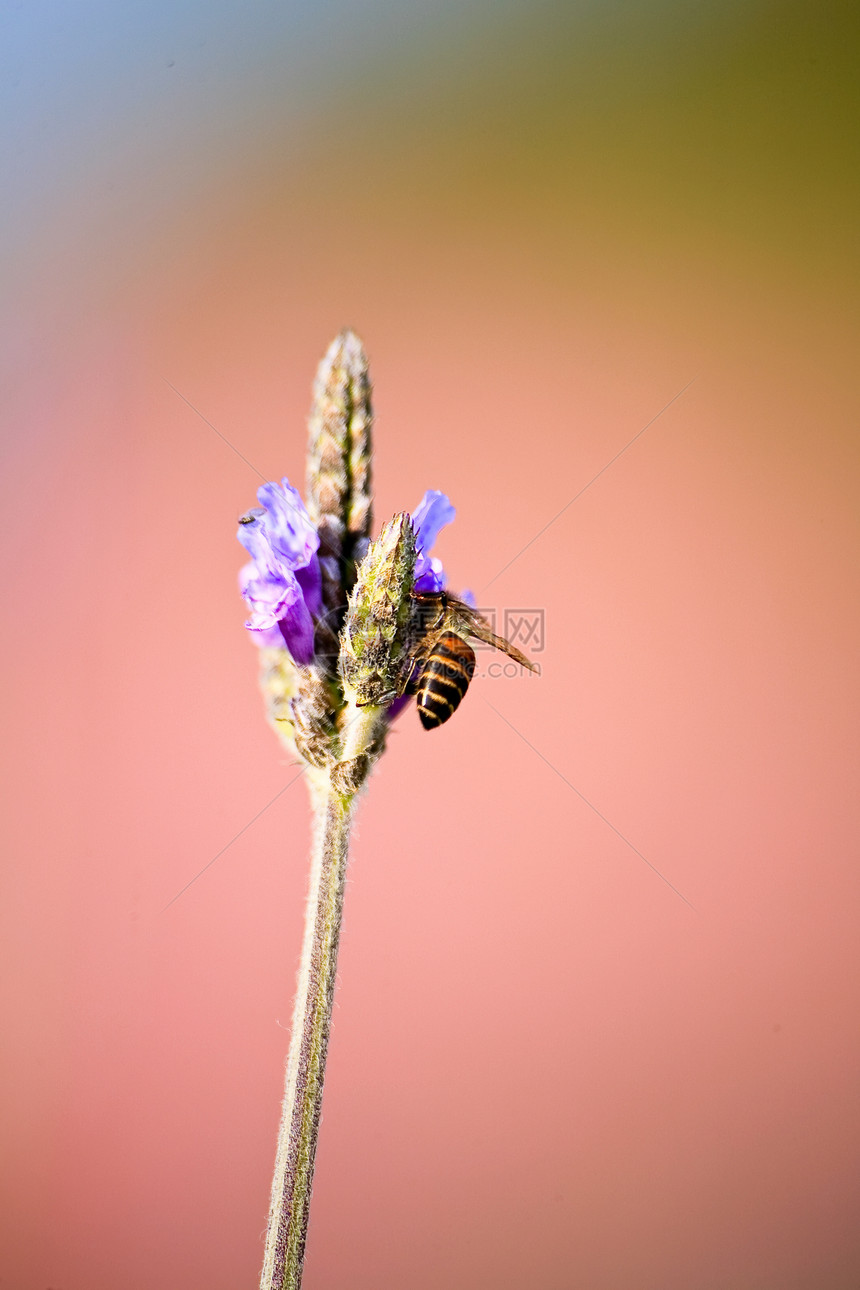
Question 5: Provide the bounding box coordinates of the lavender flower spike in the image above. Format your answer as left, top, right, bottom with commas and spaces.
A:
240, 334, 536, 1290
238, 478, 322, 663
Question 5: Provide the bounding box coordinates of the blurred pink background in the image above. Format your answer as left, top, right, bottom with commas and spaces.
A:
2, 3, 858, 1287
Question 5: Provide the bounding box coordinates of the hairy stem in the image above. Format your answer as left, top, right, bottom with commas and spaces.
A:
260, 772, 355, 1290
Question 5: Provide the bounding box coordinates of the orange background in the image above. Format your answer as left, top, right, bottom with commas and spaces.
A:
3, 3, 859, 1287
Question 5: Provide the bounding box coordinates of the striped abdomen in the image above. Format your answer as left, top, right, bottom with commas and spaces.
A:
416, 632, 476, 730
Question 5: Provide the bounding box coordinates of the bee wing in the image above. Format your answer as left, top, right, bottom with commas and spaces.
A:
466, 621, 537, 671
447, 602, 538, 672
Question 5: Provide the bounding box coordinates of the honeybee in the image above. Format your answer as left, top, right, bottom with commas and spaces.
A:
408, 591, 537, 729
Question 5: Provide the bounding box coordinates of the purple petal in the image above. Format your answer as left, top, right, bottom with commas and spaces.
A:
413, 555, 446, 593
295, 555, 323, 619
236, 511, 272, 564
247, 622, 290, 649
240, 561, 304, 632
238, 480, 319, 571
411, 490, 455, 556
411, 490, 455, 592
386, 693, 413, 721
278, 595, 316, 664
258, 479, 320, 567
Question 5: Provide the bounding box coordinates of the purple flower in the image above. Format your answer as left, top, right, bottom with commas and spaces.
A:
412, 489, 455, 592
237, 479, 322, 663
410, 489, 475, 606
237, 483, 458, 667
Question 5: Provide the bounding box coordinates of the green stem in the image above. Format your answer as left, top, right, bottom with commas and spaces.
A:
260, 772, 355, 1290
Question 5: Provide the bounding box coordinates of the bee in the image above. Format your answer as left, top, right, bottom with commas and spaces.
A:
408, 591, 537, 730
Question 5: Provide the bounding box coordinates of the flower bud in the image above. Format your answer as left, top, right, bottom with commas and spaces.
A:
306, 329, 374, 618
339, 513, 416, 706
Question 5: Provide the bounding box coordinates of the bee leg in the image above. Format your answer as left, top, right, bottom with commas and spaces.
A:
355, 693, 398, 708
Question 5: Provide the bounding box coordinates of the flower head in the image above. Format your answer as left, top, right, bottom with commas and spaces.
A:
238, 479, 322, 663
